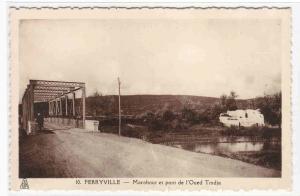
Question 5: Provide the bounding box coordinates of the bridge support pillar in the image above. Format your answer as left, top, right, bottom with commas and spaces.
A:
65, 95, 68, 116
55, 99, 58, 116
59, 98, 62, 116
48, 101, 51, 116
72, 92, 75, 116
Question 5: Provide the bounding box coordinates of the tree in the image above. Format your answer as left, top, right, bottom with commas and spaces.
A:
273, 92, 282, 127
89, 90, 103, 116
220, 94, 227, 109
207, 104, 223, 123
163, 110, 175, 121
92, 91, 102, 97
219, 91, 238, 111
256, 92, 281, 127
181, 107, 199, 123
226, 91, 238, 110
229, 91, 238, 99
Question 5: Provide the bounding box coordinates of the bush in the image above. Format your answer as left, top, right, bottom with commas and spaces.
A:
181, 108, 199, 124
162, 110, 175, 121
255, 93, 281, 127
148, 118, 165, 131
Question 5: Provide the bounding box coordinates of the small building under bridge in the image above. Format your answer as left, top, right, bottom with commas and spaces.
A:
21, 80, 98, 134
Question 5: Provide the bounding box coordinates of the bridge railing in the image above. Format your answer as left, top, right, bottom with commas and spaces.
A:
45, 117, 83, 128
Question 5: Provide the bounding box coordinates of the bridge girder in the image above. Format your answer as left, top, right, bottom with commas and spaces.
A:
21, 79, 86, 131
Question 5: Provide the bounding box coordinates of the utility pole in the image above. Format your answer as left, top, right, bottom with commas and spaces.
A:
118, 77, 121, 136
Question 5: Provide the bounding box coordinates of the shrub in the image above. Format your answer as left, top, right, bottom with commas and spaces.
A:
148, 117, 165, 131
181, 108, 199, 124
162, 110, 175, 121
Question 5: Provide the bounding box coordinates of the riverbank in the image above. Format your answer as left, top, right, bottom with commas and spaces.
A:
100, 124, 281, 170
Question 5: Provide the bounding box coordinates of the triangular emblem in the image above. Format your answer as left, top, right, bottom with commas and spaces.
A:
20, 178, 29, 189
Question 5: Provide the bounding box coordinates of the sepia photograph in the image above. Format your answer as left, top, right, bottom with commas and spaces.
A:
18, 12, 283, 178
9, 7, 292, 191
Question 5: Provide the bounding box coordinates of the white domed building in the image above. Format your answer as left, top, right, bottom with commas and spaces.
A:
219, 109, 264, 127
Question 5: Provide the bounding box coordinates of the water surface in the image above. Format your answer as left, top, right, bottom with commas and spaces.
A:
171, 136, 280, 155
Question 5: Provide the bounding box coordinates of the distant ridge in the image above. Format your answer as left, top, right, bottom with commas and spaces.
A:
86, 94, 250, 116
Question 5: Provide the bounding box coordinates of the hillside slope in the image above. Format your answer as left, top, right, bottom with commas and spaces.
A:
86, 94, 250, 116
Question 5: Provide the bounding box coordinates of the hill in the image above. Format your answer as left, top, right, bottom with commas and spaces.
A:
86, 94, 250, 116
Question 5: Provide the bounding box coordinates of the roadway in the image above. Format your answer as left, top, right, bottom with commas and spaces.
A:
19, 123, 280, 178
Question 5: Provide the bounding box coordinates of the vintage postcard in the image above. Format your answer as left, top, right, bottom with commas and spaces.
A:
9, 7, 291, 191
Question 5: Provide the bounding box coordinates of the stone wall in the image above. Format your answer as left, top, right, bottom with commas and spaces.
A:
45, 117, 84, 128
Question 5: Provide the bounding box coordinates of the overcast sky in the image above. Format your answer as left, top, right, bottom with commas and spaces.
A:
19, 19, 281, 100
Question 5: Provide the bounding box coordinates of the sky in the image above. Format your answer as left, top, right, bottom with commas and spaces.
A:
19, 18, 282, 100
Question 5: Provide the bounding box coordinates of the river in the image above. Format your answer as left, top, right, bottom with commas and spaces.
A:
165, 136, 281, 170
171, 136, 280, 154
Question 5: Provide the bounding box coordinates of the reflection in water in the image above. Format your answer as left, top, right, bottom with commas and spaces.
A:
171, 136, 280, 154
170, 136, 281, 170
192, 142, 264, 154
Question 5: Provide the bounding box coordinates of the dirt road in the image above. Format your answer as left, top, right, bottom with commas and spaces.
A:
19, 125, 280, 178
